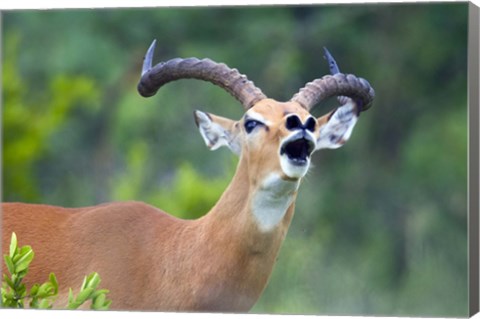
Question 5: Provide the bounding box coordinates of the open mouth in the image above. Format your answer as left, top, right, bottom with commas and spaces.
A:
280, 137, 315, 166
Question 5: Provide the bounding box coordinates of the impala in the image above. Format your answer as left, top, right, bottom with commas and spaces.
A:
2, 40, 374, 312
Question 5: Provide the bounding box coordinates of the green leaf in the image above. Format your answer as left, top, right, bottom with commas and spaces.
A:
68, 288, 75, 305
85, 272, 100, 290
80, 275, 88, 291
92, 296, 112, 311
29, 296, 39, 309
49, 273, 59, 294
92, 293, 106, 310
67, 300, 81, 310
1, 287, 7, 300
14, 248, 34, 273
4, 255, 15, 275
17, 283, 27, 298
9, 233, 18, 259
10, 274, 18, 286
12, 246, 30, 264
67, 289, 84, 310
11, 273, 21, 286
37, 282, 54, 298
16, 269, 28, 280
2, 289, 15, 307
90, 289, 109, 299
29, 283, 39, 297
99, 300, 112, 310
38, 298, 53, 309
3, 274, 15, 290
76, 287, 94, 304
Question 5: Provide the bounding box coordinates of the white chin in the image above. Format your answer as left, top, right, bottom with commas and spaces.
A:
280, 155, 310, 179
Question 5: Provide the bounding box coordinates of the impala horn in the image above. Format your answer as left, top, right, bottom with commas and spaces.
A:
291, 48, 375, 112
138, 39, 267, 110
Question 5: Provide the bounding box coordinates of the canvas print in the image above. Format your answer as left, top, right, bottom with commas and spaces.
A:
1, 3, 471, 316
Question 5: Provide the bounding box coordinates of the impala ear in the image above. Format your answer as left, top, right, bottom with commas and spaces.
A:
315, 99, 360, 150
194, 110, 241, 156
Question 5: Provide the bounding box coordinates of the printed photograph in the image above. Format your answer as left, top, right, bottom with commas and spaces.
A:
1, 2, 470, 316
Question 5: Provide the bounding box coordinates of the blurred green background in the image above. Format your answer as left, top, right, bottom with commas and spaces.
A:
2, 3, 469, 316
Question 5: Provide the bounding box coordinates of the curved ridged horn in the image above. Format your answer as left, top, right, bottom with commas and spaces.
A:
138, 40, 267, 110
291, 48, 375, 112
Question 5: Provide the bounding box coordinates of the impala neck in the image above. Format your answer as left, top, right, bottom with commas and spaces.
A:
203, 154, 300, 253
186, 156, 302, 310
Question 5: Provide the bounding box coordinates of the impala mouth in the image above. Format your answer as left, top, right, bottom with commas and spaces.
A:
280, 136, 315, 166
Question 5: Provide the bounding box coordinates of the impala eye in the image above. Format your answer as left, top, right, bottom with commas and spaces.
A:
244, 119, 263, 134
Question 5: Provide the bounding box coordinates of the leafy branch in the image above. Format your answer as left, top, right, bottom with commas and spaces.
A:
1, 232, 111, 310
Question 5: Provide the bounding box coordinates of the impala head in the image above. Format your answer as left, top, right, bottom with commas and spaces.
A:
138, 40, 374, 182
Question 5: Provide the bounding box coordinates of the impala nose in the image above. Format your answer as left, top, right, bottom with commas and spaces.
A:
285, 115, 316, 132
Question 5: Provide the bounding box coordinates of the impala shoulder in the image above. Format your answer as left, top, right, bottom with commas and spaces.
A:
83, 201, 169, 218
95, 202, 188, 229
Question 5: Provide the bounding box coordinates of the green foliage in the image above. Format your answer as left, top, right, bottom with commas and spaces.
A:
1, 233, 111, 310
2, 233, 37, 308
3, 33, 101, 203
29, 273, 59, 309
112, 153, 233, 219
151, 162, 233, 219
67, 273, 111, 310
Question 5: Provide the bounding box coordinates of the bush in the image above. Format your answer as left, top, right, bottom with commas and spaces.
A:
1, 232, 111, 310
